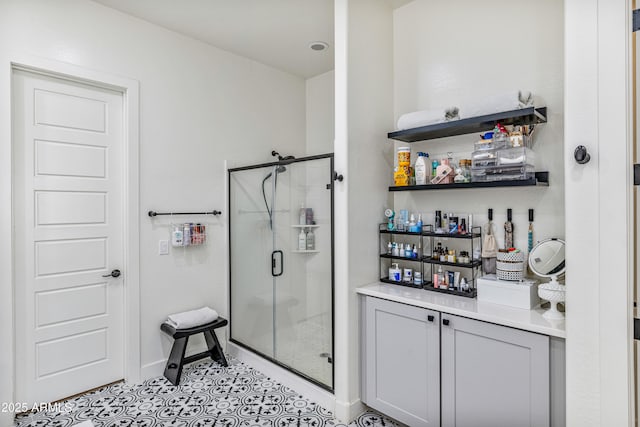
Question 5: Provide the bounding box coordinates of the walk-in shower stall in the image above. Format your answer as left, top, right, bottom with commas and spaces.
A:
228, 154, 334, 390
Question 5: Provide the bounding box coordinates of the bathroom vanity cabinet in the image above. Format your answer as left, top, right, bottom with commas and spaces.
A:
360, 287, 566, 427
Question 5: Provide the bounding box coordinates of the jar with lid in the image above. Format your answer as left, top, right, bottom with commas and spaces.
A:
460, 160, 472, 182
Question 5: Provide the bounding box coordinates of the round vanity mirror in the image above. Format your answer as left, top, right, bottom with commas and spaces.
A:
529, 238, 565, 278
529, 238, 566, 320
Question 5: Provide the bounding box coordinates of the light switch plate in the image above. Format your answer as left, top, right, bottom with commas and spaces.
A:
159, 240, 169, 255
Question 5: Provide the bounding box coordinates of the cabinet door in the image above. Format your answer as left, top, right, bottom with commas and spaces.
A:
441, 314, 550, 427
363, 296, 440, 427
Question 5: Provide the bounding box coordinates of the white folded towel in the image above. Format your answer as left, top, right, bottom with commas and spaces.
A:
459, 90, 533, 119
396, 106, 459, 130
167, 306, 219, 329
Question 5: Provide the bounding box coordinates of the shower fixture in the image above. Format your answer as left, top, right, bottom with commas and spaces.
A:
262, 151, 296, 229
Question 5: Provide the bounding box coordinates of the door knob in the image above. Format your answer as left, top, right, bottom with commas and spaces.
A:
574, 145, 591, 164
427, 315, 434, 322
102, 269, 121, 278
442, 319, 450, 326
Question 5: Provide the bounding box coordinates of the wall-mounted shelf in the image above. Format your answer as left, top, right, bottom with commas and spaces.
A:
292, 250, 320, 254
389, 172, 549, 192
291, 224, 320, 228
387, 107, 547, 142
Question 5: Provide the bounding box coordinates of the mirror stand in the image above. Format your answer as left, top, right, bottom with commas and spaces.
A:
537, 276, 565, 320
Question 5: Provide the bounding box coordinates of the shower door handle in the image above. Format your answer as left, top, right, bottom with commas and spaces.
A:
272, 250, 283, 277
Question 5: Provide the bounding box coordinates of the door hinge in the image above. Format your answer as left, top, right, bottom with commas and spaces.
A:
634, 9, 640, 32
635, 318, 640, 340
634, 164, 640, 185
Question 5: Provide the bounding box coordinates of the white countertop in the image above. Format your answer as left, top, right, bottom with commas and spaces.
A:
357, 282, 566, 338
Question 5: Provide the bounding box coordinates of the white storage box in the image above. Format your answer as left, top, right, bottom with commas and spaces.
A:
477, 274, 540, 310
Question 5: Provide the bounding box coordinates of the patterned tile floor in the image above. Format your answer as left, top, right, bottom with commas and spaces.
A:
14, 357, 399, 427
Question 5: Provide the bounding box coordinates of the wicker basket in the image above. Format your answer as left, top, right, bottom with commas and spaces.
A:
496, 251, 525, 281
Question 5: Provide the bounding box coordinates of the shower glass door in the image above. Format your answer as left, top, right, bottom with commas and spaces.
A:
229, 154, 334, 390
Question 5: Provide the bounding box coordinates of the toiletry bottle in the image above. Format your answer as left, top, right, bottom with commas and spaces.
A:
405, 244, 412, 258
389, 263, 401, 282
298, 229, 306, 250
409, 214, 417, 232
412, 244, 418, 259
392, 242, 399, 257
415, 152, 429, 185
436, 265, 444, 288
306, 228, 315, 250
299, 203, 306, 225
432, 159, 439, 178
435, 210, 441, 230
387, 241, 392, 255
183, 223, 191, 246
416, 213, 423, 233
171, 225, 183, 247
442, 212, 448, 230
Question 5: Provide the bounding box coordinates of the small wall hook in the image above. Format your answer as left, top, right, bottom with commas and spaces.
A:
333, 172, 344, 182
574, 145, 591, 164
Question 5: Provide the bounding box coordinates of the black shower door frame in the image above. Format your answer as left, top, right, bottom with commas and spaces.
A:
227, 153, 335, 392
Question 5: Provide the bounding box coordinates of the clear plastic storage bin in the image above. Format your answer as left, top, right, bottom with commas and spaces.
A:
474, 138, 508, 151
471, 150, 498, 168
496, 147, 535, 167
471, 165, 535, 182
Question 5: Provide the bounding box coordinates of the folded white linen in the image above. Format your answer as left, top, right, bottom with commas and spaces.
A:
167, 306, 219, 329
459, 90, 533, 119
396, 106, 459, 130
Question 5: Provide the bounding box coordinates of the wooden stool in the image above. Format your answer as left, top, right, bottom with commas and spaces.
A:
160, 317, 228, 386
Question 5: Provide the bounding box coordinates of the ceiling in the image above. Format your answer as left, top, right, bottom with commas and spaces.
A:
93, 0, 414, 79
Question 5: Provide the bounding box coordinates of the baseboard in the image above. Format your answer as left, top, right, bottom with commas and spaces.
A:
334, 398, 366, 423
227, 342, 336, 414
141, 359, 166, 381
0, 411, 13, 427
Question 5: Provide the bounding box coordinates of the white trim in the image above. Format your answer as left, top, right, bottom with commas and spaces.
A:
227, 342, 336, 413
1, 54, 141, 421
597, 1, 634, 424
141, 359, 167, 381
564, 1, 634, 425
334, 398, 365, 424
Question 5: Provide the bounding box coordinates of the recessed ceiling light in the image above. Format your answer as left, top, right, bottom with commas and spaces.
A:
309, 41, 329, 51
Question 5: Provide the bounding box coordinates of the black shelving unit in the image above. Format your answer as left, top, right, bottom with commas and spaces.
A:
388, 107, 547, 142
389, 172, 549, 192
378, 224, 481, 298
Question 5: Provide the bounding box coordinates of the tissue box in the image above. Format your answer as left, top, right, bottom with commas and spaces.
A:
477, 274, 539, 309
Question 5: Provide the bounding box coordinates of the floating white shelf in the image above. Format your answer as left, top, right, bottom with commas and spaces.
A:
290, 224, 320, 228
291, 250, 320, 253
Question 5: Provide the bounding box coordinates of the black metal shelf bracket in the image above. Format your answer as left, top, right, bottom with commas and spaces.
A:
148, 210, 222, 217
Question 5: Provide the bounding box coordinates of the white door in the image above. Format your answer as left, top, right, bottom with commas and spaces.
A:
13, 69, 125, 405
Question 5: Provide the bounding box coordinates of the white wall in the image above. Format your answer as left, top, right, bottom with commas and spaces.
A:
306, 70, 335, 156
334, 0, 394, 421
0, 0, 306, 419
393, 0, 565, 252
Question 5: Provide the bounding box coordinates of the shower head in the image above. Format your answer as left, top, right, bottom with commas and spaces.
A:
263, 165, 286, 182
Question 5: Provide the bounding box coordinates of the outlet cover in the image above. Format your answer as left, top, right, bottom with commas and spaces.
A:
159, 240, 169, 255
